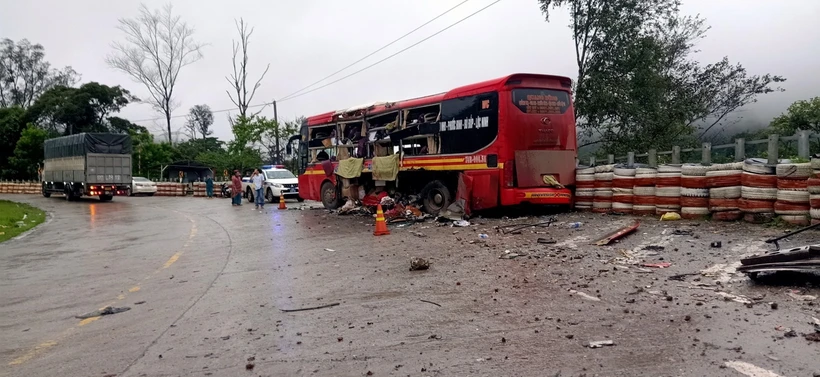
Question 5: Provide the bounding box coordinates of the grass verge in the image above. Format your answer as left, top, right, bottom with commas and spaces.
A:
0, 200, 46, 243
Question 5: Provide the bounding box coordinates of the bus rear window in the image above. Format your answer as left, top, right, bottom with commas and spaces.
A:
511, 89, 570, 115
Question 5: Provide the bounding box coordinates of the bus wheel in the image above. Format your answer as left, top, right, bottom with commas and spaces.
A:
421, 180, 451, 215
321, 181, 341, 210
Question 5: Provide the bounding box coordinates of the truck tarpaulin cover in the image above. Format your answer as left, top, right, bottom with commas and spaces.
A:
44, 133, 133, 159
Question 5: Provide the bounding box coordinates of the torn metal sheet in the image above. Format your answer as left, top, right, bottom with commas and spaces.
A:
594, 220, 640, 246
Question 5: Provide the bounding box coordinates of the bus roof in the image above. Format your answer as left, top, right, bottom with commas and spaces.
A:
305, 73, 572, 127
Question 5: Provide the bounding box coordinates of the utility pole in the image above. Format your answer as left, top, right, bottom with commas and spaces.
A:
273, 100, 280, 165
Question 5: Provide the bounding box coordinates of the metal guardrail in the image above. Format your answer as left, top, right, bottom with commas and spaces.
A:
587, 131, 814, 167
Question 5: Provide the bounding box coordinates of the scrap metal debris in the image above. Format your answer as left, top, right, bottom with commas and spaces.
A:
76, 306, 131, 319
737, 244, 820, 278
419, 299, 441, 307
594, 220, 640, 246
498, 217, 557, 235
588, 340, 615, 348
279, 303, 340, 313
641, 262, 672, 269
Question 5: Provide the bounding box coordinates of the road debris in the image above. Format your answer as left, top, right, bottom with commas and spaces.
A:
724, 361, 784, 377
76, 306, 131, 319
660, 212, 681, 221
498, 217, 556, 234
279, 303, 340, 313
537, 238, 557, 244
786, 291, 817, 301
570, 289, 601, 302
715, 292, 752, 304
420, 299, 441, 307
641, 262, 672, 268
594, 220, 640, 246
588, 340, 615, 348
452, 220, 470, 227
324, 248, 335, 252
410, 257, 430, 271
499, 250, 526, 259
710, 241, 722, 248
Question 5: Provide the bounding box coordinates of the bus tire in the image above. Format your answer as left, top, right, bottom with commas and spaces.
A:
321, 181, 341, 210
421, 180, 451, 215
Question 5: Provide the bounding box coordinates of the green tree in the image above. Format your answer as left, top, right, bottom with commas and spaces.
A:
26, 82, 136, 135
0, 107, 27, 176
183, 104, 214, 139
174, 137, 224, 161
130, 129, 177, 179
196, 148, 261, 176
538, 0, 784, 156
0, 38, 80, 108
109, 116, 149, 134
8, 124, 50, 179
770, 97, 820, 134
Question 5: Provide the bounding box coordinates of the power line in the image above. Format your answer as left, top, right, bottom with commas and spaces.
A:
278, 0, 501, 103
130, 0, 499, 124
278, 0, 471, 102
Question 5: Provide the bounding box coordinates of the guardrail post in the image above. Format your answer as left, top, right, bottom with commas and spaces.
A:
768, 134, 779, 165
672, 146, 681, 164
607, 154, 614, 164
589, 156, 596, 167
701, 142, 712, 165
798, 130, 810, 159
734, 138, 745, 162
647, 149, 657, 168
627, 151, 635, 166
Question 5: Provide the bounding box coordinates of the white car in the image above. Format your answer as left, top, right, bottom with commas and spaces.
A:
129, 177, 157, 196
243, 165, 303, 203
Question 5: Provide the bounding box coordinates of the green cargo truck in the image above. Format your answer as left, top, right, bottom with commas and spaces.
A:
41, 133, 133, 201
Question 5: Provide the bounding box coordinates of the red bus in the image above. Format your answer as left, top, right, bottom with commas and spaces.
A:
288, 73, 577, 215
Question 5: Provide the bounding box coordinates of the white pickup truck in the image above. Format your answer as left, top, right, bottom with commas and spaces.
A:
242, 165, 303, 203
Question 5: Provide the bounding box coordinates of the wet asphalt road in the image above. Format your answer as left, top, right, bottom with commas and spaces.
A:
1, 194, 819, 377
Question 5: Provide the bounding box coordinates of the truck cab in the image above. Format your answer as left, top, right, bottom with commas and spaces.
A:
242, 165, 303, 203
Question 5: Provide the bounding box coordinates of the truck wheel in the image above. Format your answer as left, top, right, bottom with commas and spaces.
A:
99, 195, 113, 202
42, 184, 51, 198
246, 188, 254, 203
421, 180, 452, 215
297, 196, 305, 203
321, 181, 341, 210
65, 187, 76, 201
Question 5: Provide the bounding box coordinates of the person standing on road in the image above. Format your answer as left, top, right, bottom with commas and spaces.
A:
231, 170, 243, 206
205, 175, 214, 199
251, 169, 265, 210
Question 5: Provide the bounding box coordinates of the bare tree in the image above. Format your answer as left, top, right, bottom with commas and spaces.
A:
107, 3, 205, 143
226, 18, 270, 120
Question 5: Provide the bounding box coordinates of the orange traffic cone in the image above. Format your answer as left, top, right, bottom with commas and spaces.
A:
373, 204, 390, 236
278, 193, 287, 210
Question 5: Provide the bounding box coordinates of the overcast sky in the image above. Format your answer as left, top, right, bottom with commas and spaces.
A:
2, 0, 818, 141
